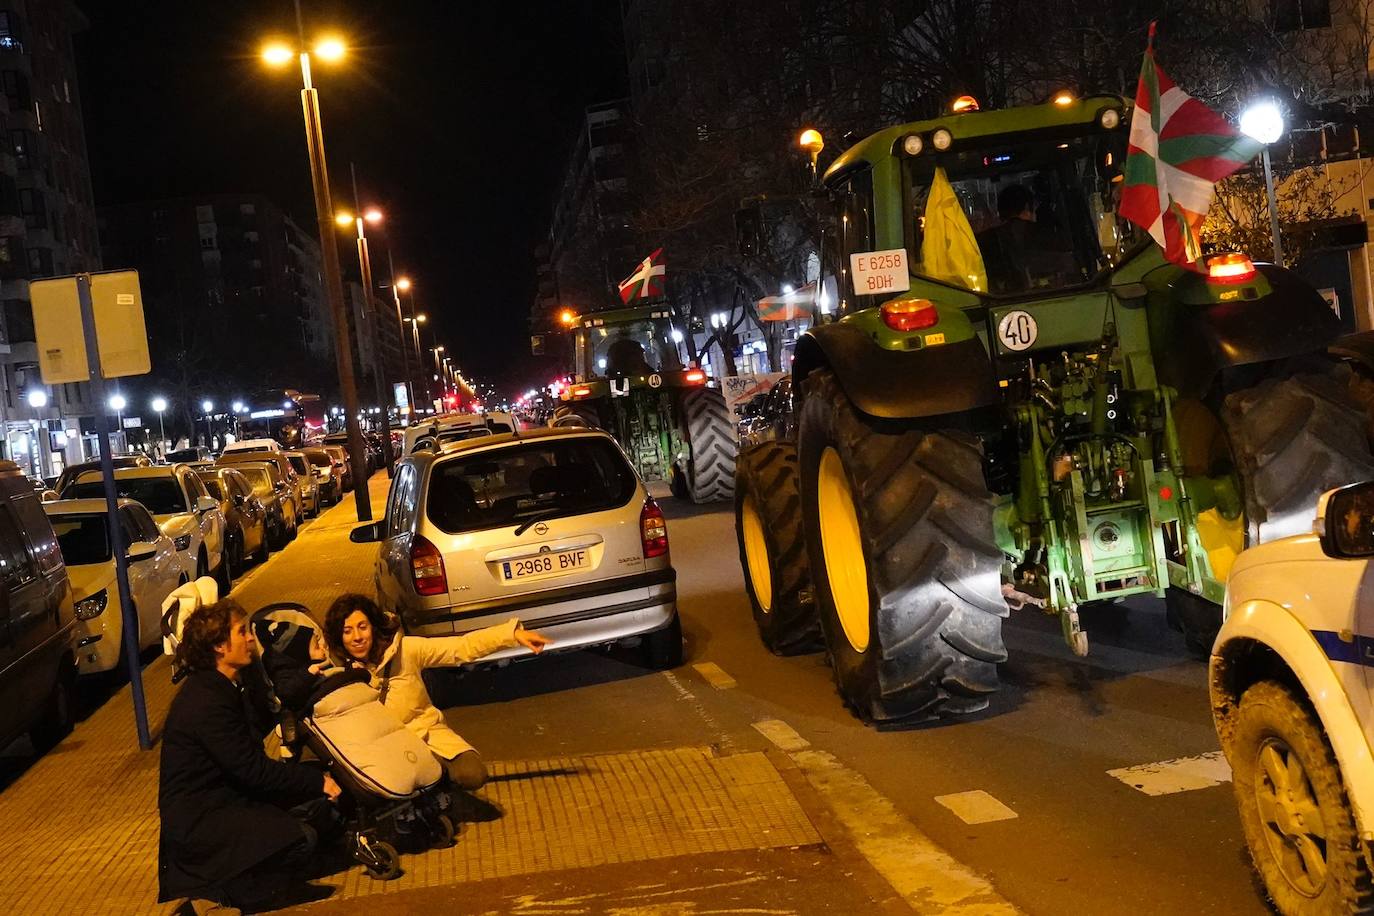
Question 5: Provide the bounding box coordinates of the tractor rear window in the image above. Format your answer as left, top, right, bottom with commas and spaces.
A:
426, 437, 636, 534
905, 134, 1141, 297
577, 318, 684, 378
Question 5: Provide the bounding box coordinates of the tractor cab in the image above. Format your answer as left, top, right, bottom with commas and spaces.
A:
573, 306, 685, 382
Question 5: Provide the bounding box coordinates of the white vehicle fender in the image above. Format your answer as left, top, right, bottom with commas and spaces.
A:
1215, 597, 1374, 838
160, 514, 199, 542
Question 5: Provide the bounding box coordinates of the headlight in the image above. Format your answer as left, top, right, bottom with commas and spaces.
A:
173, 534, 192, 551
75, 589, 108, 620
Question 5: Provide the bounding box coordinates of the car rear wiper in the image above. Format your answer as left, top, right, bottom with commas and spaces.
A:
512, 508, 564, 536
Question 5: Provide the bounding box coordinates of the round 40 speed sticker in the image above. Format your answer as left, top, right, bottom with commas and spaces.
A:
997, 310, 1038, 352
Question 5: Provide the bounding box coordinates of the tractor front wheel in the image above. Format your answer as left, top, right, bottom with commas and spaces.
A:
797, 370, 1007, 724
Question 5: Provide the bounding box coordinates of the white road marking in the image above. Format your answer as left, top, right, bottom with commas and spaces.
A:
692, 661, 738, 689
752, 718, 811, 752
661, 671, 736, 752
754, 720, 1021, 914
1107, 751, 1232, 796
934, 790, 1019, 825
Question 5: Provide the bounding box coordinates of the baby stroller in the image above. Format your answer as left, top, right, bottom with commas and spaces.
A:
250, 603, 457, 879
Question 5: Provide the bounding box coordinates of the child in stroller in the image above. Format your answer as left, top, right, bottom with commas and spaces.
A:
251, 603, 456, 880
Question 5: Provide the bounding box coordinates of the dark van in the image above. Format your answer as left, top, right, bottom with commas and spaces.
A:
0, 460, 77, 752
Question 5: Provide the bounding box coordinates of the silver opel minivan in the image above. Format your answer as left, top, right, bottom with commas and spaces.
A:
351, 427, 681, 668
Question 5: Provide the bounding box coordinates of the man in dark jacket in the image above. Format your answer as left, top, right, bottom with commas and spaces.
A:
158, 599, 341, 914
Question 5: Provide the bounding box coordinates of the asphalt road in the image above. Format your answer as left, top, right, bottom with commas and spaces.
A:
441, 496, 1268, 916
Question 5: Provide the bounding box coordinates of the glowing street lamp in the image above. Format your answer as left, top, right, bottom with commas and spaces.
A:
151, 397, 168, 456
26, 388, 46, 409
1240, 100, 1287, 266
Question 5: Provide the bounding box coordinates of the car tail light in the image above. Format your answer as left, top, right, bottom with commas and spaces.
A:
684, 369, 706, 384
880, 298, 939, 331
410, 536, 447, 596
641, 499, 669, 558
1206, 252, 1256, 283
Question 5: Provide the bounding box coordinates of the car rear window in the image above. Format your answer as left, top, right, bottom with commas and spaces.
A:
70, 476, 186, 515
50, 514, 111, 566
239, 467, 274, 496
426, 437, 636, 534
307, 452, 331, 467
288, 456, 308, 474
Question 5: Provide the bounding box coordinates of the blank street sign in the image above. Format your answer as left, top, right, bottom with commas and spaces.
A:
31, 270, 151, 384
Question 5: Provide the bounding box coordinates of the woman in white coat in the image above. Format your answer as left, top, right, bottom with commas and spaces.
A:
323, 594, 550, 789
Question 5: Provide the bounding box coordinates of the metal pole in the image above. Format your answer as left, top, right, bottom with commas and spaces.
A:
1262, 146, 1284, 267
385, 249, 416, 417
78, 274, 150, 750
157, 413, 165, 459
297, 49, 372, 521
351, 164, 396, 475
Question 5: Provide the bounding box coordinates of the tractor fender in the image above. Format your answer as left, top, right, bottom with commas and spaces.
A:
792, 322, 999, 420
1330, 330, 1374, 375
1154, 264, 1342, 396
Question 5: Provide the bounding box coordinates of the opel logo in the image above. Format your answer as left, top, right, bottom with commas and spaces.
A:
534, 522, 549, 536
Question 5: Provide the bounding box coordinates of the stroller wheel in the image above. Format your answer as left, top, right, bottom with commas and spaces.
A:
432, 813, 457, 849
354, 834, 402, 880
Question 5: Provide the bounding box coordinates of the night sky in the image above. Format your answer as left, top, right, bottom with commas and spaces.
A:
75, 0, 626, 398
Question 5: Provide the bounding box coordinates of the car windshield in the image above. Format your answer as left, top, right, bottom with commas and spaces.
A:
70, 476, 186, 514
288, 456, 308, 474
576, 318, 683, 378
238, 467, 274, 497
307, 452, 331, 467
905, 133, 1140, 297
426, 437, 636, 534
50, 514, 111, 565
166, 448, 203, 462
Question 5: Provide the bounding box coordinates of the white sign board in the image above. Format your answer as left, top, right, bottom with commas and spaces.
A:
122, 417, 142, 429
31, 271, 151, 384
997, 310, 1039, 352
849, 249, 911, 296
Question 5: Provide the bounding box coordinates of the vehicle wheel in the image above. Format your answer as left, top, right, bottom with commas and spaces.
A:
253, 533, 269, 565
357, 837, 402, 880
735, 442, 818, 655
641, 613, 684, 669
680, 387, 736, 503
1230, 680, 1374, 914
566, 403, 600, 429
29, 658, 76, 752
797, 370, 1006, 724
287, 515, 298, 542
432, 813, 457, 849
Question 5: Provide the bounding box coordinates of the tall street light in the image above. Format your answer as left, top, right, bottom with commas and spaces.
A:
151, 397, 167, 459
404, 311, 428, 408
335, 170, 396, 473
387, 259, 416, 419
1240, 100, 1287, 266
261, 11, 372, 521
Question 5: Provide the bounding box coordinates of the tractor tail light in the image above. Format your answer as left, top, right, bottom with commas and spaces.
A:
1206, 252, 1256, 284
684, 369, 706, 384
880, 298, 939, 332
571, 385, 593, 399
641, 499, 669, 558
410, 535, 447, 596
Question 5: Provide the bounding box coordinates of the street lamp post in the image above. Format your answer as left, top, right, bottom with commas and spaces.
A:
201, 399, 214, 449
335, 170, 396, 473
404, 312, 428, 408
388, 259, 416, 419
1240, 100, 1287, 267
262, 8, 373, 521
151, 397, 167, 459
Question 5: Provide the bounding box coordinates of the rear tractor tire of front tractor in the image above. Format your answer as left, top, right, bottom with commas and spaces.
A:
681, 387, 736, 504
735, 441, 819, 655
797, 370, 1008, 725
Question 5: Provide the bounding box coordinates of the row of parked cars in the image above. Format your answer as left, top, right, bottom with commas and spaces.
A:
0, 436, 369, 759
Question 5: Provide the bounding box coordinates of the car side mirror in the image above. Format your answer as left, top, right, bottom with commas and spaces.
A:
232, 493, 246, 507
126, 541, 157, 563
350, 521, 384, 544
195, 495, 218, 513
1319, 481, 1374, 558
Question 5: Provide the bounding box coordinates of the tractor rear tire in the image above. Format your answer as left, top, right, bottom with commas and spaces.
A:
681, 387, 736, 503
797, 370, 1007, 725
735, 442, 819, 655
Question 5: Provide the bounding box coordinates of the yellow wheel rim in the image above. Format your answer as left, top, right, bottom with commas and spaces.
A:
817, 447, 870, 652
741, 494, 774, 613
1196, 507, 1244, 582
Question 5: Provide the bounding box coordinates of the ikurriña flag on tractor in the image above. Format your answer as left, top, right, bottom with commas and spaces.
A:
617, 248, 666, 304
1119, 23, 1261, 267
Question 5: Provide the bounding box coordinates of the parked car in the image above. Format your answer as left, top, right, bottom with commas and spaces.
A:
0, 460, 77, 752
325, 432, 378, 476
165, 446, 212, 465
324, 444, 353, 492
64, 465, 228, 592
302, 446, 340, 506
53, 454, 153, 496
195, 467, 269, 574
351, 426, 681, 670
45, 498, 183, 677
232, 462, 297, 549
283, 451, 320, 517
221, 437, 282, 455
216, 451, 304, 527
1212, 478, 1374, 914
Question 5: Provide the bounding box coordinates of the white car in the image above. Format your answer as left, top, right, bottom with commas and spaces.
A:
45, 499, 184, 675
66, 465, 228, 591
221, 438, 282, 455
1212, 479, 1374, 914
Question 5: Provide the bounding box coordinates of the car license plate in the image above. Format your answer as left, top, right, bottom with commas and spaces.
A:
502, 549, 589, 581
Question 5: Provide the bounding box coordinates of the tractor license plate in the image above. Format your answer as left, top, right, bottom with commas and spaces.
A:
502, 549, 589, 581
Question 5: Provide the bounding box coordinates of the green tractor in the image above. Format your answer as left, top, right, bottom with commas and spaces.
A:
733, 93, 1374, 723
556, 305, 738, 503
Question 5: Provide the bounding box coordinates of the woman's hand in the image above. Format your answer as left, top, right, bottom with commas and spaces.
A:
515, 626, 551, 654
